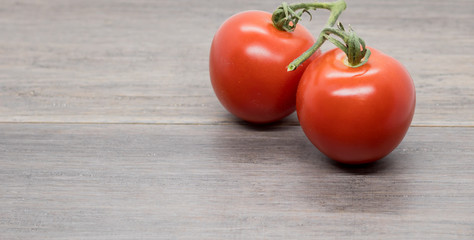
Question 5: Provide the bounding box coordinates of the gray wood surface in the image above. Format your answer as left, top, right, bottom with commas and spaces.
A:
1, 0, 473, 239
1, 124, 473, 239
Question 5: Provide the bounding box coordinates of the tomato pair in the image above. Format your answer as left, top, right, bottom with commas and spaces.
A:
209, 10, 415, 164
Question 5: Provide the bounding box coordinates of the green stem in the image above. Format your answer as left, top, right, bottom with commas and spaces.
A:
274, 0, 347, 71
272, 1, 370, 70
287, 34, 325, 71
323, 23, 371, 68
272, 0, 347, 32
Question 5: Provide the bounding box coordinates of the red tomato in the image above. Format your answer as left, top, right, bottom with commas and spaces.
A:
210, 11, 318, 123
296, 47, 416, 164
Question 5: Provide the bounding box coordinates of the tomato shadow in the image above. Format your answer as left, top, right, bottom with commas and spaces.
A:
292, 130, 398, 176
233, 113, 300, 132
295, 144, 411, 214
324, 155, 395, 175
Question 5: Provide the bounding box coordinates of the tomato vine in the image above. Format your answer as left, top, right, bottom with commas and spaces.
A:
271, 0, 371, 71
271, 0, 347, 32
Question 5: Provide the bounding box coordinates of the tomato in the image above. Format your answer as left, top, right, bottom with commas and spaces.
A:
209, 10, 318, 123
296, 47, 416, 164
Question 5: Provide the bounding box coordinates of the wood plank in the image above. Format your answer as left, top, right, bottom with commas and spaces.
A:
1, 124, 473, 239
0, 0, 473, 126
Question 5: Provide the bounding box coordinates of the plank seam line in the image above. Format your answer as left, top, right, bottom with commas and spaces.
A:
0, 121, 472, 128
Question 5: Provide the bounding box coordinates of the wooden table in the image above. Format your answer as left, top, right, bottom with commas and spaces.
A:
1, 0, 473, 239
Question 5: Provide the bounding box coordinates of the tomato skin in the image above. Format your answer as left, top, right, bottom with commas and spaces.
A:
210, 11, 318, 123
296, 47, 416, 164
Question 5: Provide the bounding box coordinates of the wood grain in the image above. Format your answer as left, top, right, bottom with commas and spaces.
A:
0, 0, 473, 125
0, 124, 473, 239
1, 0, 473, 239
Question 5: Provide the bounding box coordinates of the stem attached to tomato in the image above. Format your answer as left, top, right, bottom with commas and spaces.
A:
272, 0, 371, 70
272, 0, 347, 33
323, 23, 371, 68
287, 23, 371, 70
272, 0, 347, 71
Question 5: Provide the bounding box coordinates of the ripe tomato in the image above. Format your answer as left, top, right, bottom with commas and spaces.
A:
210, 11, 318, 123
296, 47, 416, 164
